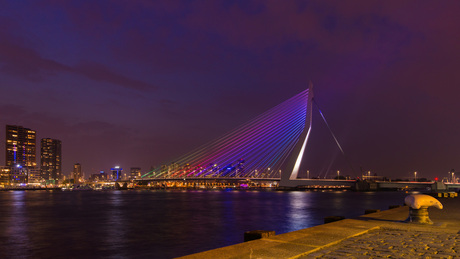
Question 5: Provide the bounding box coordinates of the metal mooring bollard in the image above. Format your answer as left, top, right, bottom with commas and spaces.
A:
404, 194, 443, 224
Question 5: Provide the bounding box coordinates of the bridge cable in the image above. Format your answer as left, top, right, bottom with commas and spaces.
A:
312, 98, 357, 177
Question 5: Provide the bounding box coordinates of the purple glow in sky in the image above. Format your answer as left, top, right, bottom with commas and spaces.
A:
0, 1, 459, 179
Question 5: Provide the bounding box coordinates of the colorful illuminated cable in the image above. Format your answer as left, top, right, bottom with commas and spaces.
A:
143, 88, 311, 179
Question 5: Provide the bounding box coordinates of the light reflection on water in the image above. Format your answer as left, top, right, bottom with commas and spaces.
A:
105, 191, 127, 255
286, 191, 313, 232
0, 190, 408, 258
4, 191, 30, 258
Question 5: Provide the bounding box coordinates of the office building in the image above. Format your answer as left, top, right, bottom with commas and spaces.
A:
99, 170, 108, 180
111, 166, 122, 180
40, 138, 62, 182
5, 125, 36, 168
130, 167, 141, 179
74, 163, 82, 184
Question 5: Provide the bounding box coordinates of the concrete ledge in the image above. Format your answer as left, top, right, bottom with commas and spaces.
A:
244, 230, 276, 242
178, 207, 411, 259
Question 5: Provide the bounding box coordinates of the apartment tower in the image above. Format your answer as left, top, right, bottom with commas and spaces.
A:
40, 138, 62, 182
5, 125, 36, 168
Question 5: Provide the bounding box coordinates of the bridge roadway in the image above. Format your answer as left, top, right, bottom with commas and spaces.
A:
136, 177, 280, 182
132, 178, 354, 189
134, 178, 356, 189
135, 178, 353, 185
131, 178, 460, 191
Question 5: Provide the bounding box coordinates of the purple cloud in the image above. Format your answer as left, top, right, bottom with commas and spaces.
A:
0, 20, 155, 90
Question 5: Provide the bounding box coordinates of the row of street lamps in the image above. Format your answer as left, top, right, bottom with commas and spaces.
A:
304, 170, 457, 182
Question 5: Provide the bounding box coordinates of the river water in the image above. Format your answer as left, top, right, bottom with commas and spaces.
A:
0, 190, 410, 258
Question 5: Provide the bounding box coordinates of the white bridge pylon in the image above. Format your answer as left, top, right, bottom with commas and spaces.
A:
279, 82, 314, 187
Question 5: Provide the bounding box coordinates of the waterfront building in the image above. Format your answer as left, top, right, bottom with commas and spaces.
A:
89, 173, 100, 182
88, 171, 108, 182
0, 166, 11, 186
130, 167, 141, 179
40, 138, 62, 183
74, 163, 82, 184
99, 171, 108, 180
5, 125, 36, 168
10, 165, 28, 185
111, 166, 122, 180
0, 166, 41, 186
28, 168, 43, 185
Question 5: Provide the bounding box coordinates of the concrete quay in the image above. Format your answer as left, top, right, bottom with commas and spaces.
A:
179, 197, 460, 259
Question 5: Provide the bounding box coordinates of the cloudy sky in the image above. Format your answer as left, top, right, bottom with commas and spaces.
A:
0, 0, 459, 180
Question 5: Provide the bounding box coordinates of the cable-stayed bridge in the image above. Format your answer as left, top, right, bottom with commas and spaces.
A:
140, 83, 355, 187
135, 84, 450, 191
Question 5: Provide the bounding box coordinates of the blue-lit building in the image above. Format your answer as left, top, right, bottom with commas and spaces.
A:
111, 166, 123, 180
10, 165, 28, 185
5, 125, 36, 168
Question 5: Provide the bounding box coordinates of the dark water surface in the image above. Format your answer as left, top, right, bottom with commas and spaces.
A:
0, 190, 409, 258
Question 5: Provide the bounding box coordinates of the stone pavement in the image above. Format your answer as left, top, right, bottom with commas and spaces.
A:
303, 197, 460, 258
179, 196, 460, 259
304, 227, 460, 258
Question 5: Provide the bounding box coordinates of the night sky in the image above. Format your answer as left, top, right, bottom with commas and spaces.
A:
1, 1, 459, 180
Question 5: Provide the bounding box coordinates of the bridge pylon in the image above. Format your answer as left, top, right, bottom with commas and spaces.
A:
279, 82, 314, 187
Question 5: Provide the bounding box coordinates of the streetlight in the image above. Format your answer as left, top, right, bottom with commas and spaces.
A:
368, 171, 371, 180
414, 171, 417, 182
337, 170, 340, 180
307, 170, 310, 179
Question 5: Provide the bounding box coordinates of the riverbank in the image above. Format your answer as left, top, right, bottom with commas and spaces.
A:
179, 197, 460, 258
0, 187, 62, 191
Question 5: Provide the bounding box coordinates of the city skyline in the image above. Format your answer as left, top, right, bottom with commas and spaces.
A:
2, 124, 135, 177
0, 1, 459, 179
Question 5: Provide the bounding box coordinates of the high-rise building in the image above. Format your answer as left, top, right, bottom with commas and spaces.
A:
130, 167, 141, 179
5, 125, 36, 168
111, 166, 122, 180
40, 138, 62, 182
73, 163, 82, 184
